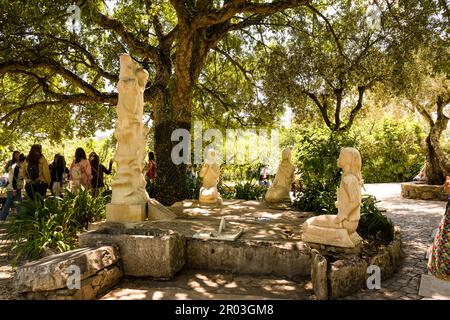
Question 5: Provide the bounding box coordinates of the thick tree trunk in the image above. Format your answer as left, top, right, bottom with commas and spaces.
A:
422, 96, 450, 185
154, 118, 190, 205
152, 75, 193, 205
425, 134, 446, 185
425, 126, 450, 185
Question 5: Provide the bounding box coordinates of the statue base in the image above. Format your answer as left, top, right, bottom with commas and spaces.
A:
265, 201, 292, 210
199, 196, 223, 207
106, 203, 147, 222
302, 225, 362, 248
148, 198, 177, 220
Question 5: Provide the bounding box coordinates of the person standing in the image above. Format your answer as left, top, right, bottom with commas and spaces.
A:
90, 153, 112, 195
70, 148, 92, 193
0, 154, 25, 221
4, 151, 20, 174
21, 145, 51, 200
50, 155, 69, 196
428, 177, 450, 281
145, 152, 156, 183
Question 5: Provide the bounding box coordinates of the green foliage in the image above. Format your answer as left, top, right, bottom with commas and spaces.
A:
358, 195, 394, 244
221, 180, 267, 201
356, 118, 426, 183
292, 181, 338, 215
5, 190, 108, 262
290, 127, 356, 213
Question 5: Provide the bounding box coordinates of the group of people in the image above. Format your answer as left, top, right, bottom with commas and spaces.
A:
0, 146, 113, 221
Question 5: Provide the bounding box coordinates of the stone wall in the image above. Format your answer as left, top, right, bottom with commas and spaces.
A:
401, 182, 447, 201
187, 239, 312, 277
311, 227, 403, 300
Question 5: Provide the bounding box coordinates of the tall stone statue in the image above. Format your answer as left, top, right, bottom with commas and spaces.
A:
265, 148, 295, 203
106, 54, 150, 222
199, 149, 222, 205
302, 147, 363, 248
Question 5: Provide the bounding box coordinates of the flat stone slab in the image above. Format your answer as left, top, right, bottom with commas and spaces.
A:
419, 274, 450, 299
15, 246, 119, 293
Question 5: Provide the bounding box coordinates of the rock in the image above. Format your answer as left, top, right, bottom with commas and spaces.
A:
24, 265, 122, 300
328, 257, 368, 299
388, 238, 402, 272
311, 250, 328, 300
15, 246, 119, 293
80, 226, 185, 278
401, 182, 447, 201
370, 249, 392, 279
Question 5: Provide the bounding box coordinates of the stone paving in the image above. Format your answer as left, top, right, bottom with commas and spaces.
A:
0, 223, 17, 299
343, 183, 446, 300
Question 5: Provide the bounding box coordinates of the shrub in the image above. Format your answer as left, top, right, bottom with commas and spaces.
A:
5, 189, 108, 262
357, 195, 394, 244
355, 118, 425, 183
221, 180, 267, 200
290, 127, 355, 214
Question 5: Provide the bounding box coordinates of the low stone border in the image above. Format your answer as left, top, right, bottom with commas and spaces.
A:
401, 182, 447, 201
311, 226, 403, 300
187, 239, 312, 277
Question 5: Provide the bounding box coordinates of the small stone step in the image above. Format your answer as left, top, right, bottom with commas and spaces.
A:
418, 274, 450, 299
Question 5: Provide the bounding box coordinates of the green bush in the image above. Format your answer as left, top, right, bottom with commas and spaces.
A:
357, 195, 394, 244
6, 189, 108, 262
292, 181, 338, 214
220, 180, 267, 200
290, 127, 356, 214
356, 118, 425, 183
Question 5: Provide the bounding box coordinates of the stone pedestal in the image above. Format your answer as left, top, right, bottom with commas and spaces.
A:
106, 203, 147, 223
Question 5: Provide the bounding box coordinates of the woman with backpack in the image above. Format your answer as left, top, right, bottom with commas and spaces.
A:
0, 154, 26, 221
50, 154, 69, 196
70, 148, 92, 193
90, 153, 112, 196
21, 144, 51, 200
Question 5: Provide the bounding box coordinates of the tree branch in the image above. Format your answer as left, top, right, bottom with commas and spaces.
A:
193, 0, 309, 30
306, 92, 333, 129
94, 11, 159, 62
341, 86, 365, 131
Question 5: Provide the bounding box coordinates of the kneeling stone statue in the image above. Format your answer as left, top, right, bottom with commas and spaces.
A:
265, 148, 295, 203
302, 147, 363, 248
199, 149, 222, 205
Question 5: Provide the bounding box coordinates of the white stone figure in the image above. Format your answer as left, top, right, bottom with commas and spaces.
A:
265, 148, 295, 203
110, 54, 149, 206
199, 149, 222, 205
302, 147, 363, 248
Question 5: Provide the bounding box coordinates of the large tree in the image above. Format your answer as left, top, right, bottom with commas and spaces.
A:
0, 0, 311, 204
261, 0, 440, 134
